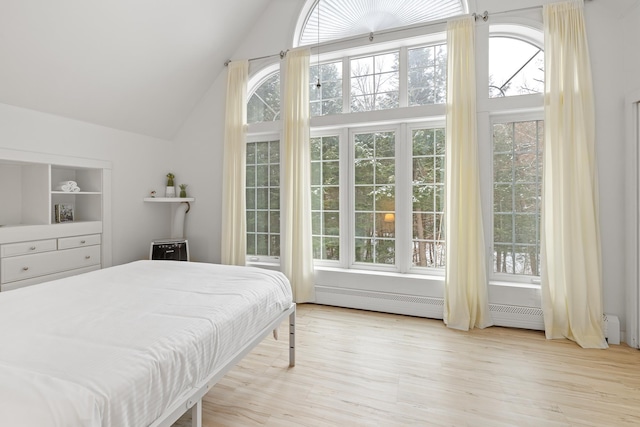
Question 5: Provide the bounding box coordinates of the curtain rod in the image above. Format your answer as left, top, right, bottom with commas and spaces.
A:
224, 0, 594, 67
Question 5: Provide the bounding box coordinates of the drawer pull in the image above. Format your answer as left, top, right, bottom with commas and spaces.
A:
29, 246, 36, 251
22, 267, 29, 271
85, 255, 91, 259
80, 240, 86, 244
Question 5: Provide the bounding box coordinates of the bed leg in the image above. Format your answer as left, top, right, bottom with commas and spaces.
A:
190, 399, 202, 427
289, 307, 296, 367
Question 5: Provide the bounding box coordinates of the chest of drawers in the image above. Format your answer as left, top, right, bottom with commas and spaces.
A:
0, 234, 101, 291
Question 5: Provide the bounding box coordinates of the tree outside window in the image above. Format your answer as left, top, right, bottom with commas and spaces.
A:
412, 128, 446, 268
493, 120, 543, 276
351, 53, 400, 112
311, 136, 340, 260
354, 131, 396, 265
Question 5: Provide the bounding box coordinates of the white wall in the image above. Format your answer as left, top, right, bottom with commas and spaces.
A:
582, 1, 629, 324
173, 0, 635, 335
0, 103, 176, 265
172, 0, 304, 263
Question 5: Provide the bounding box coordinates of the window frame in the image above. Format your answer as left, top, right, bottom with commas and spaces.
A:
245, 133, 282, 264
488, 110, 544, 285
245, 19, 545, 288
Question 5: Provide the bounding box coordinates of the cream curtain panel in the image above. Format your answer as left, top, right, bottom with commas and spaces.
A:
281, 48, 316, 303
443, 17, 492, 331
541, 0, 607, 348
221, 60, 248, 266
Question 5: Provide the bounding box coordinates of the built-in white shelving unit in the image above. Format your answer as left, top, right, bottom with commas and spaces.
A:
0, 148, 112, 291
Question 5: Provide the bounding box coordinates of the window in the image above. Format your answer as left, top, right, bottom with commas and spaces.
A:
408, 44, 447, 106
351, 52, 400, 112
310, 62, 343, 116
296, 0, 464, 46
353, 131, 396, 265
489, 37, 544, 98
246, 14, 545, 283
412, 128, 446, 268
311, 135, 340, 260
246, 140, 280, 258
248, 72, 280, 123
493, 120, 543, 277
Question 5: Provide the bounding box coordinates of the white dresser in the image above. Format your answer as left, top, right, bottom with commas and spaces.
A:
0, 148, 112, 291
1, 234, 102, 291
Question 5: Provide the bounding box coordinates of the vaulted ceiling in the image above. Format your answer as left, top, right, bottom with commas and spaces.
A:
0, 0, 272, 139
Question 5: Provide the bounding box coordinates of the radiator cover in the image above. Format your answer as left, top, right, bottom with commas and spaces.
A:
315, 286, 620, 344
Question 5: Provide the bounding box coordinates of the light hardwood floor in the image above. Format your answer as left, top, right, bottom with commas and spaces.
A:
175, 304, 640, 427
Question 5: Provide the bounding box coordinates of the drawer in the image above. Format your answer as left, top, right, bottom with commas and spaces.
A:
0, 265, 100, 292
58, 234, 101, 250
1, 245, 101, 284
0, 239, 57, 258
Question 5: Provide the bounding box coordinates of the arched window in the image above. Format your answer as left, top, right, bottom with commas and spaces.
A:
489, 24, 544, 98
247, 69, 280, 124
489, 37, 544, 97
295, 0, 466, 46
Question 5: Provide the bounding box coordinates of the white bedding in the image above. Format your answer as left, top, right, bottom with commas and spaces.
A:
0, 260, 293, 427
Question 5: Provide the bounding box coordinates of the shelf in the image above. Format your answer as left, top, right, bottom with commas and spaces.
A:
52, 191, 102, 195
144, 197, 195, 203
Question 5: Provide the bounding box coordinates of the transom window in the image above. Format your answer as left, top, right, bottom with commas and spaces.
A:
351, 53, 400, 112
408, 45, 447, 106
247, 73, 280, 124
310, 62, 342, 116
489, 36, 544, 98
296, 0, 465, 46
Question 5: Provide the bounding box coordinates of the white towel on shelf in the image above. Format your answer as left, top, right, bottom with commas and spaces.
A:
55, 181, 81, 192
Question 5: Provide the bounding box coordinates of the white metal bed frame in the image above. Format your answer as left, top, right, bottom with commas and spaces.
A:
150, 303, 296, 427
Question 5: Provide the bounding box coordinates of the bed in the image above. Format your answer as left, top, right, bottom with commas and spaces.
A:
0, 260, 295, 427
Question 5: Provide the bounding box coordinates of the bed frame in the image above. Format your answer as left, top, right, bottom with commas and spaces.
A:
150, 303, 296, 427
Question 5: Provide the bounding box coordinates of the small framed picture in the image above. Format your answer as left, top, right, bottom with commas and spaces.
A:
54, 204, 74, 223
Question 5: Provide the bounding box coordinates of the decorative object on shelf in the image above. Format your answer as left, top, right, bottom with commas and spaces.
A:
179, 184, 188, 198
54, 204, 74, 223
55, 180, 81, 192
150, 190, 156, 198
165, 173, 176, 198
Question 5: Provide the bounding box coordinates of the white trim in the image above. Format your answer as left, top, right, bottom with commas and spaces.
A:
625, 89, 640, 348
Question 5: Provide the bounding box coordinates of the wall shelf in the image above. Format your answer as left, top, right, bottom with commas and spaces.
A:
144, 197, 195, 203
144, 197, 194, 239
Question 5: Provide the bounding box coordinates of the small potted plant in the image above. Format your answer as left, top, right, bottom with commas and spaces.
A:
165, 173, 176, 197
179, 184, 188, 198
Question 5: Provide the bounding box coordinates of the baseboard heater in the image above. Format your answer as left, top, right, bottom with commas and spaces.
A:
315, 285, 620, 345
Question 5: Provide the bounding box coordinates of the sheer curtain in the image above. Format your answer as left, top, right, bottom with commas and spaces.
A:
542, 0, 607, 348
221, 60, 248, 266
281, 48, 315, 302
443, 16, 492, 331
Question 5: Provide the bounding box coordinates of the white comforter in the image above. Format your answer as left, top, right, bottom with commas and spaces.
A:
0, 260, 293, 426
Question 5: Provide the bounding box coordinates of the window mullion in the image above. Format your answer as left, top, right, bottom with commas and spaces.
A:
399, 47, 408, 108
341, 127, 352, 269
395, 123, 411, 273
342, 57, 350, 114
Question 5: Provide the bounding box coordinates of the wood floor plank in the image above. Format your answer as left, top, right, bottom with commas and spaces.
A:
174, 304, 640, 427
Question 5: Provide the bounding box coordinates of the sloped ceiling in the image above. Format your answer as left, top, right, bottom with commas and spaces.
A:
0, 0, 271, 139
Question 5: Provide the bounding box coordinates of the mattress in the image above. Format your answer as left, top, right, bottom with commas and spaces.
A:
0, 260, 293, 427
